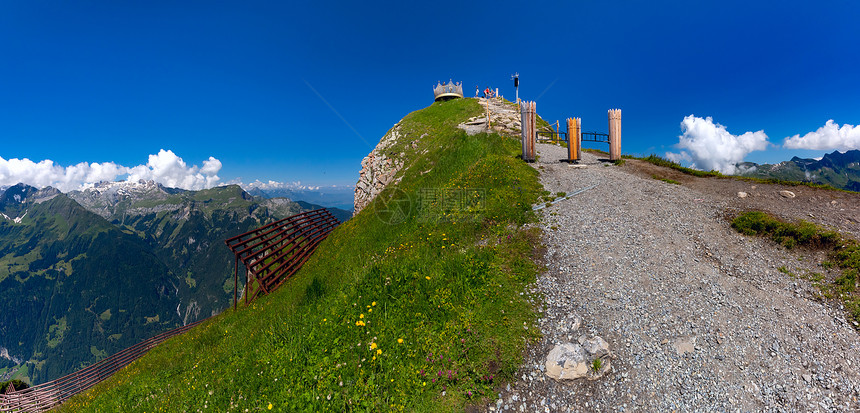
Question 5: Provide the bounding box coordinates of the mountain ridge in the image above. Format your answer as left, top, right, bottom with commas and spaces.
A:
738, 149, 860, 192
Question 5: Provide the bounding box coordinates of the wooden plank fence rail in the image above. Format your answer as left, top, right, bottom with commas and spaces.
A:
225, 208, 340, 308
0, 317, 209, 413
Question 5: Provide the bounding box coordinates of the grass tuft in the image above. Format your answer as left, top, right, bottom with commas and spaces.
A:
731, 211, 860, 326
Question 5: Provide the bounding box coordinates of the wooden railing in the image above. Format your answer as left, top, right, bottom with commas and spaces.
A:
225, 208, 340, 308
0, 317, 209, 413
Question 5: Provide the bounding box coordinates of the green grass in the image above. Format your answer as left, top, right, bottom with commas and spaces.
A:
60, 98, 544, 412
638, 155, 722, 178
731, 211, 860, 325
583, 148, 608, 156
629, 154, 848, 192
651, 175, 679, 185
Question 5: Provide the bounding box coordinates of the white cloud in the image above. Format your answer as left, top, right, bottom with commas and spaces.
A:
0, 149, 222, 192
783, 120, 860, 151
127, 150, 221, 190
242, 180, 320, 191
666, 115, 770, 175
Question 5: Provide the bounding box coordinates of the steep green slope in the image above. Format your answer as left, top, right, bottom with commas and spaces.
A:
62, 98, 544, 412
0, 185, 182, 385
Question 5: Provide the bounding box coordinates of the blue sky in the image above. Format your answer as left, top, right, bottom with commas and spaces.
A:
1, 1, 859, 191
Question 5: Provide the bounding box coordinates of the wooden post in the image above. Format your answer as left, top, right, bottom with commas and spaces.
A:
233, 258, 239, 310
529, 102, 536, 161
520, 101, 536, 162
608, 109, 621, 161
566, 117, 581, 162
521, 102, 527, 160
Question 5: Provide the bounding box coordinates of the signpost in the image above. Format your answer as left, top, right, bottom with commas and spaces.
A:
511, 73, 519, 103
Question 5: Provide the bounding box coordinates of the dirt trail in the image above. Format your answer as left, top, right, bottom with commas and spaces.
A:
486, 144, 860, 412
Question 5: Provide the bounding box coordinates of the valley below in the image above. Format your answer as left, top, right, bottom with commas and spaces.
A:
0, 181, 346, 385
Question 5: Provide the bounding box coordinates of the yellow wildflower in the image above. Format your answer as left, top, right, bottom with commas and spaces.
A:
397, 338, 403, 344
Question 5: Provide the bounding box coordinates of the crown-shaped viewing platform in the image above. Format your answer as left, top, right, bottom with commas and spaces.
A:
433, 80, 463, 102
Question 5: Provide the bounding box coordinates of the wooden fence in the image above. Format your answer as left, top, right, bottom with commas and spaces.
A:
225, 208, 340, 308
0, 317, 209, 413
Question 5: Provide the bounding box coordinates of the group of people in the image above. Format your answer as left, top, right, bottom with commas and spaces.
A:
476, 86, 496, 99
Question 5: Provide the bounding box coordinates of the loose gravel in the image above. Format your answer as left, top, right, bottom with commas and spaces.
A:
486, 144, 860, 412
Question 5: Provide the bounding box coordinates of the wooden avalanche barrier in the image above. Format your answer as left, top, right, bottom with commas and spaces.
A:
520, 101, 536, 162
566, 117, 581, 162
608, 109, 622, 161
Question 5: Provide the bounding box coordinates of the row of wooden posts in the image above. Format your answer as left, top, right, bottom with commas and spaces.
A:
520, 101, 621, 162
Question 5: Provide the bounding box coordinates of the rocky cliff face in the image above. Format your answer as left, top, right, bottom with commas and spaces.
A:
353, 125, 406, 215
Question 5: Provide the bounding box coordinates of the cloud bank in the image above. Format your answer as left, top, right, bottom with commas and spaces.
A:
783, 120, 860, 151
0, 149, 221, 192
242, 180, 321, 191
666, 115, 770, 175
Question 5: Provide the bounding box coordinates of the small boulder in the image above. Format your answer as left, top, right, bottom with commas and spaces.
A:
779, 190, 796, 198
545, 343, 589, 380
673, 336, 696, 356
737, 192, 748, 198
545, 337, 612, 381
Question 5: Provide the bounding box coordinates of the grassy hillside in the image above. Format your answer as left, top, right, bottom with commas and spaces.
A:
61, 98, 545, 412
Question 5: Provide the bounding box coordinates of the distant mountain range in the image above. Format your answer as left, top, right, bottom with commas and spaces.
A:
244, 185, 355, 212
738, 150, 860, 192
0, 181, 346, 385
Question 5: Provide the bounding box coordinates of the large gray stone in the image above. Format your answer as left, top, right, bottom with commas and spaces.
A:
545, 343, 589, 380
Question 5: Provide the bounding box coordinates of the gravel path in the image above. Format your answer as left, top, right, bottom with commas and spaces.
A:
487, 144, 860, 412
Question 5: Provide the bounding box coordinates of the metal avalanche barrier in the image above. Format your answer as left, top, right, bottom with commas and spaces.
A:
225, 208, 340, 309
0, 317, 209, 413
